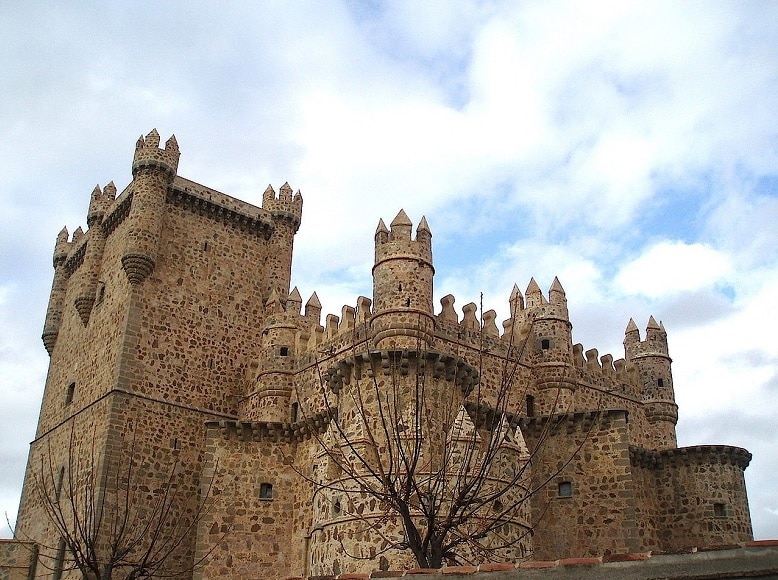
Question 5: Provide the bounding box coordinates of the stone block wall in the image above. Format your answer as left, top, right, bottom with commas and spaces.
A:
523, 410, 639, 560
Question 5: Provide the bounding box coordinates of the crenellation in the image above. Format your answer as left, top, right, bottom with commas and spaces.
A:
18, 132, 754, 580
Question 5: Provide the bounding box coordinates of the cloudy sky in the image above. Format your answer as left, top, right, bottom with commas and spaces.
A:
2, 1, 777, 541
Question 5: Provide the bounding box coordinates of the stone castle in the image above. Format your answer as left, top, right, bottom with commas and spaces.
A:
14, 130, 753, 578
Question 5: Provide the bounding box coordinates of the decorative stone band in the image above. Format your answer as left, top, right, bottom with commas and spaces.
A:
322, 349, 480, 396
642, 400, 679, 425
62, 237, 87, 277
167, 187, 275, 238
209, 410, 337, 443
518, 409, 628, 435
630, 445, 752, 470
131, 156, 178, 179
102, 192, 132, 236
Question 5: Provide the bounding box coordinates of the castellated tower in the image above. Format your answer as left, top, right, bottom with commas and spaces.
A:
15, 133, 753, 580
624, 316, 678, 449
16, 130, 303, 579
371, 210, 434, 349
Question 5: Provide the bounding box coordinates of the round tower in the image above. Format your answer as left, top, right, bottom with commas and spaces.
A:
121, 129, 179, 285
261, 182, 303, 301
370, 210, 435, 350
527, 277, 576, 415
41, 227, 72, 354
241, 289, 298, 422
624, 316, 678, 449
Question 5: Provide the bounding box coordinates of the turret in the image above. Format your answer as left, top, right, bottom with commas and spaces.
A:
526, 277, 575, 415
241, 289, 299, 422
121, 129, 179, 285
624, 316, 678, 449
41, 227, 72, 354
261, 183, 303, 301
74, 183, 115, 324
371, 210, 435, 349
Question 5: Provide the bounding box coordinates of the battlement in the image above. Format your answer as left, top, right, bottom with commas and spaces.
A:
374, 210, 433, 267
624, 316, 670, 360
630, 445, 752, 470
262, 182, 303, 232
87, 182, 116, 226
132, 128, 180, 178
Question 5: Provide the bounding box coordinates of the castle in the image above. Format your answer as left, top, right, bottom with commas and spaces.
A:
14, 130, 753, 578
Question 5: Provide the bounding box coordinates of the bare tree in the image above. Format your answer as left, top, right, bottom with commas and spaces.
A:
14, 420, 221, 580
296, 306, 601, 571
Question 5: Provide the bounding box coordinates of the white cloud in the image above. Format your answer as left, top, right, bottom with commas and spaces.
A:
615, 241, 732, 298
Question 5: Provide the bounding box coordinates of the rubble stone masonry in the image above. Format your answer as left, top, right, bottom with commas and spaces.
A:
10, 131, 753, 579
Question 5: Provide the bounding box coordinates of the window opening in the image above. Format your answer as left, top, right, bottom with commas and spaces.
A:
280, 346, 289, 356
291, 402, 299, 423
65, 382, 75, 406
658, 378, 664, 388
558, 481, 573, 498
526, 395, 535, 417
541, 339, 551, 350
333, 498, 342, 516
55, 466, 65, 502
259, 483, 273, 500
714, 503, 727, 517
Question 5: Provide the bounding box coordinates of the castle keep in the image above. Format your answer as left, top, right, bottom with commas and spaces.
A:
15, 131, 752, 578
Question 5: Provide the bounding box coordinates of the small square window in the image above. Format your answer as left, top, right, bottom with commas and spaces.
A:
558, 481, 573, 498
657, 378, 664, 388
259, 483, 273, 500
541, 339, 551, 350
280, 346, 289, 356
714, 503, 726, 517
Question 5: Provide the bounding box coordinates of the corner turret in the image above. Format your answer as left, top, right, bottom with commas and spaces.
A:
524, 277, 575, 414
122, 129, 179, 285
241, 289, 299, 422
261, 183, 303, 300
371, 210, 435, 349
75, 183, 114, 324
624, 317, 677, 449
41, 227, 72, 354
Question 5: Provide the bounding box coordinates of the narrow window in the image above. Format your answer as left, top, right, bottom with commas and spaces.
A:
171, 438, 180, 450
714, 503, 727, 517
291, 402, 299, 423
333, 498, 342, 516
558, 481, 573, 498
540, 339, 551, 350
65, 382, 75, 406
526, 395, 535, 417
202, 241, 209, 251
657, 378, 664, 388
259, 483, 273, 500
95, 282, 106, 305
55, 466, 65, 502
280, 346, 289, 357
